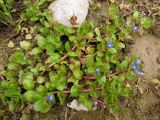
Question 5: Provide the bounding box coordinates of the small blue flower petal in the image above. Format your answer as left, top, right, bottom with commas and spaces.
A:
126, 21, 131, 25
136, 70, 143, 75
132, 26, 138, 31
132, 64, 138, 70
47, 95, 53, 102
95, 68, 100, 74
106, 42, 114, 48
135, 59, 141, 64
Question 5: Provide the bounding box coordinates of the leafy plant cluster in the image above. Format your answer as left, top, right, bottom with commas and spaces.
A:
20, 0, 52, 25
0, 0, 15, 26
0, 3, 152, 113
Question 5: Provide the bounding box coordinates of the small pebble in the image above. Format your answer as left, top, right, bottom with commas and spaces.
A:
8, 41, 15, 48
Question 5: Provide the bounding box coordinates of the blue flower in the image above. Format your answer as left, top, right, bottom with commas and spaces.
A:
132, 64, 138, 70
47, 95, 53, 102
136, 70, 143, 75
132, 62, 143, 75
135, 59, 141, 64
132, 26, 138, 31
126, 21, 131, 26
106, 42, 114, 48
95, 68, 100, 74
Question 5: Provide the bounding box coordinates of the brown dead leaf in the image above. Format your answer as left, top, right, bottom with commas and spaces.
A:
119, 3, 132, 10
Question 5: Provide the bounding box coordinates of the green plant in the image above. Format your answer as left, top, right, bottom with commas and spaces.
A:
0, 80, 21, 111
0, 0, 15, 26
0, 4, 152, 113
20, 0, 52, 26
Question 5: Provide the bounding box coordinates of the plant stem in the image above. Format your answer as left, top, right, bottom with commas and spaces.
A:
79, 57, 86, 64
60, 45, 77, 61
108, 70, 128, 78
91, 97, 106, 105
83, 76, 96, 80
0, 75, 5, 80
49, 38, 83, 67
60, 55, 68, 61
83, 70, 128, 80
71, 45, 77, 51
53, 87, 101, 94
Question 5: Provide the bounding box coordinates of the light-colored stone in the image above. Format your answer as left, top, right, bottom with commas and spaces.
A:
67, 99, 89, 111
8, 41, 15, 48
49, 0, 89, 27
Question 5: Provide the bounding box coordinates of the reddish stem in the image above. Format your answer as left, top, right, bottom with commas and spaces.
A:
0, 75, 5, 80
108, 70, 128, 78
53, 87, 101, 94
83, 76, 96, 80
80, 87, 101, 92
83, 70, 128, 80
91, 97, 106, 105
79, 58, 86, 64
60, 44, 77, 61
71, 45, 77, 51
49, 41, 81, 67
60, 55, 68, 61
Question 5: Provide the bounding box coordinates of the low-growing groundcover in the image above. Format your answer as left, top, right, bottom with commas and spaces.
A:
0, 0, 152, 115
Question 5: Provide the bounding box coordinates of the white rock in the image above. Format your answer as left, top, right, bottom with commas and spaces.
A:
67, 99, 97, 111
49, 0, 89, 27
67, 99, 89, 111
